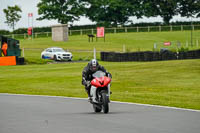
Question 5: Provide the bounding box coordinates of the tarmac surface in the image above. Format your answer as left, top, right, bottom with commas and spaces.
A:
0, 94, 200, 133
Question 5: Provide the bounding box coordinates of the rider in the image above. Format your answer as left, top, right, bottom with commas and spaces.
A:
82, 59, 111, 100
2, 42, 8, 56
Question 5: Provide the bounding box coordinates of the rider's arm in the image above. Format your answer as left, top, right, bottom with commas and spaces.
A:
82, 67, 90, 86
99, 65, 112, 78
82, 68, 87, 85
99, 65, 107, 72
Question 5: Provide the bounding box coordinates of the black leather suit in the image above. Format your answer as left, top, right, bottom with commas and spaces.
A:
82, 63, 108, 96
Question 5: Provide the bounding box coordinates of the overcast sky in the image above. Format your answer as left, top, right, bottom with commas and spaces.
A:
1, 0, 200, 31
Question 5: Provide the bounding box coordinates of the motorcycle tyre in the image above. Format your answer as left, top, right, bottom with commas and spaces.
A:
102, 92, 109, 113
93, 104, 102, 113
53, 55, 57, 61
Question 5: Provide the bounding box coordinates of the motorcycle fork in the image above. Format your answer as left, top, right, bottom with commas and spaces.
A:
99, 87, 110, 103
95, 88, 108, 104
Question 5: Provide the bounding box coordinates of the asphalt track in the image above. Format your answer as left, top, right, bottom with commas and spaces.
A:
0, 94, 200, 133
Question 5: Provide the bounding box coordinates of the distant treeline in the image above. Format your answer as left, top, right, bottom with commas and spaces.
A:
1, 21, 200, 35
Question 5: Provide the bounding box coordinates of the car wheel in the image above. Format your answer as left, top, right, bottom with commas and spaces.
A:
53, 55, 57, 61
42, 55, 45, 59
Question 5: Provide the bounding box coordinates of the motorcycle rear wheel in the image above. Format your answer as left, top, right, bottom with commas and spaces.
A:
102, 92, 109, 113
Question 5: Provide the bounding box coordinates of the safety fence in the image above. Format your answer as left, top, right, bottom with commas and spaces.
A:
69, 24, 200, 36
4, 32, 52, 39
4, 25, 200, 39
100, 50, 200, 62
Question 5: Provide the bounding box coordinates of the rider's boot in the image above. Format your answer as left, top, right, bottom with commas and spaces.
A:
88, 96, 92, 102
87, 92, 92, 102
85, 87, 92, 102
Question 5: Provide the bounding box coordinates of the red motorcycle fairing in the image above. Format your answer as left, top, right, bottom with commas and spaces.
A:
91, 76, 111, 88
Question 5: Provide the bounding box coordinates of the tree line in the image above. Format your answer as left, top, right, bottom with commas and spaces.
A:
37, 0, 200, 26
2, 0, 200, 31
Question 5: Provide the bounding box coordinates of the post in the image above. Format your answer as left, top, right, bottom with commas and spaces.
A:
12, 34, 14, 38
159, 26, 161, 32
114, 28, 116, 34
177, 41, 181, 49
123, 45, 126, 52
22, 47, 25, 57
186, 41, 188, 47
80, 29, 82, 35
28, 14, 29, 31
137, 27, 139, 32
24, 33, 26, 39
170, 25, 172, 31
154, 43, 157, 49
148, 26, 150, 32
181, 25, 183, 31
125, 27, 127, 33
92, 29, 94, 34
93, 47, 96, 59
191, 21, 193, 47
197, 39, 199, 47
32, 14, 34, 40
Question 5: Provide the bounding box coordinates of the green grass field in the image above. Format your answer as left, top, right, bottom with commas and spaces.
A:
21, 31, 200, 64
0, 60, 200, 110
1, 31, 200, 110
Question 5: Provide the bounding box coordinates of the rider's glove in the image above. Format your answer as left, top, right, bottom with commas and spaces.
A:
86, 81, 91, 88
107, 72, 112, 78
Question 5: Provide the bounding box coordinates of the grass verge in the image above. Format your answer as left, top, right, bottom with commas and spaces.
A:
0, 60, 200, 110
19, 31, 200, 64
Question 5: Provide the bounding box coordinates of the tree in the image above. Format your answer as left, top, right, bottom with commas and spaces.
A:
37, 0, 84, 24
3, 5, 22, 31
81, 0, 143, 26
178, 0, 200, 18
143, 0, 179, 25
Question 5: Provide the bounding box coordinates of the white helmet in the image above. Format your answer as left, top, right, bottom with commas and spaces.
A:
89, 59, 99, 72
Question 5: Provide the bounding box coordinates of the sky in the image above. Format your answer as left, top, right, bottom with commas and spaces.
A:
1, 0, 200, 31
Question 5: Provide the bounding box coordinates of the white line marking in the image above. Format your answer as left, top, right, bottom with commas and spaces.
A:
1, 93, 200, 113
111, 101, 200, 112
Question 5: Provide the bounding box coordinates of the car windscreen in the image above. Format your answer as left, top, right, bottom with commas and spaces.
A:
53, 49, 65, 52
46, 49, 52, 52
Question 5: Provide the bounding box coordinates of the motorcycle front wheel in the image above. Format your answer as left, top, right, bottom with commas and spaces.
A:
102, 92, 109, 113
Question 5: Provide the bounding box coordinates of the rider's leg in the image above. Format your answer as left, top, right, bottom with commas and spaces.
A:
108, 83, 111, 96
90, 86, 97, 103
85, 86, 92, 101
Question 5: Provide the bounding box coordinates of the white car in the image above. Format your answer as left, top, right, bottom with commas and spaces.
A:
41, 47, 73, 61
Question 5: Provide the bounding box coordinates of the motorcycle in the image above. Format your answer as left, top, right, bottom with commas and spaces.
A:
90, 71, 112, 113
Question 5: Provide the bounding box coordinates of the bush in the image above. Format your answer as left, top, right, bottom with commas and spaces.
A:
13, 27, 51, 34
25, 58, 53, 65
178, 47, 189, 52
0, 30, 10, 35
